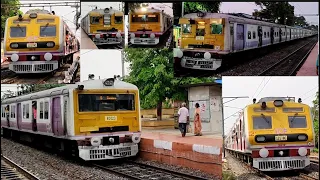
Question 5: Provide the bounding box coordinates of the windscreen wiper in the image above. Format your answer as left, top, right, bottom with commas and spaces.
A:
261, 113, 270, 124
41, 23, 49, 32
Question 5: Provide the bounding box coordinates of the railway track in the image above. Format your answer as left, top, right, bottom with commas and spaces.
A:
93, 160, 208, 180
1, 154, 40, 180
257, 38, 318, 76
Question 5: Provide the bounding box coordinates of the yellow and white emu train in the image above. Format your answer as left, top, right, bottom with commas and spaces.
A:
128, 7, 173, 45
4, 9, 79, 74
81, 7, 124, 45
1, 78, 141, 160
225, 97, 315, 171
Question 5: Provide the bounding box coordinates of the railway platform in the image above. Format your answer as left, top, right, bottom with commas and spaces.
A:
296, 42, 318, 76
140, 128, 223, 178
80, 28, 98, 49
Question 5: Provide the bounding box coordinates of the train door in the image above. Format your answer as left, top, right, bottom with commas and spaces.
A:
17, 103, 21, 129
32, 101, 37, 131
239, 119, 242, 150
258, 26, 262, 47
52, 97, 62, 136
235, 24, 244, 50
230, 23, 234, 51
6, 105, 10, 127
270, 27, 274, 44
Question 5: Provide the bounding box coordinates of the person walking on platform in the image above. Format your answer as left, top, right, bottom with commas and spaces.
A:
194, 103, 202, 136
178, 102, 189, 137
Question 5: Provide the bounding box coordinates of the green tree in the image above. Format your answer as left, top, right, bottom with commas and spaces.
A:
311, 92, 319, 149
184, 2, 221, 14
254, 2, 295, 25
1, 0, 22, 38
128, 3, 149, 12
123, 48, 216, 120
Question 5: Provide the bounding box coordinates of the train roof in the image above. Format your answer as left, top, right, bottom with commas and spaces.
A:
88, 8, 123, 16
182, 12, 311, 30
1, 79, 138, 104
131, 7, 172, 17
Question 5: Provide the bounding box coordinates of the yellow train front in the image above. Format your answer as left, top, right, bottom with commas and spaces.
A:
81, 7, 124, 45
244, 97, 315, 171
4, 9, 79, 74
128, 7, 172, 45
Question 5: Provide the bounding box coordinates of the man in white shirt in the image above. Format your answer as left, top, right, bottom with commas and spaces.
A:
178, 102, 189, 137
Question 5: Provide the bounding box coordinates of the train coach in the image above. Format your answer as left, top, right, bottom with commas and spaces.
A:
128, 7, 173, 45
81, 7, 124, 45
174, 12, 317, 71
225, 97, 315, 171
1, 77, 141, 160
4, 9, 79, 74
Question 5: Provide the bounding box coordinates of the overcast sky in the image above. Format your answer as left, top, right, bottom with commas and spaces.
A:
220, 2, 319, 25
19, 1, 81, 42
79, 49, 130, 82
222, 76, 318, 134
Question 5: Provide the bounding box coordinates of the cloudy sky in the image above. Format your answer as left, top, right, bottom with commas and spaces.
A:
220, 2, 318, 25
19, 1, 81, 41
222, 76, 318, 134
79, 49, 130, 82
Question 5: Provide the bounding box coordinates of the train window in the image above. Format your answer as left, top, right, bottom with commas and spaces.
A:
90, 16, 100, 24
10, 27, 26, 37
182, 24, 191, 34
78, 94, 135, 112
264, 32, 266, 38
267, 32, 269, 37
40, 102, 44, 119
252, 116, 272, 129
196, 23, 205, 36
210, 24, 223, 35
253, 108, 275, 112
247, 31, 251, 39
114, 16, 123, 24
10, 105, 16, 118
253, 31, 256, 39
22, 104, 30, 119
44, 101, 49, 119
104, 15, 111, 25
288, 116, 307, 128
40, 26, 56, 37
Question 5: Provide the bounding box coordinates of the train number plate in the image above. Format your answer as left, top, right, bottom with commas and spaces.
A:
105, 116, 117, 121
275, 135, 287, 141
27, 43, 37, 48
196, 36, 204, 40
104, 25, 110, 27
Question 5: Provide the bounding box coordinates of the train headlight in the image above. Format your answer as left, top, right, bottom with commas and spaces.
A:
298, 135, 307, 141
150, 33, 155, 39
116, 33, 121, 38
44, 53, 53, 61
278, 151, 284, 156
46, 42, 55, 48
273, 100, 283, 107
298, 147, 307, 156
10, 43, 19, 48
174, 49, 183, 58
256, 136, 266, 142
90, 137, 101, 147
130, 33, 135, 38
11, 54, 19, 62
95, 34, 100, 39
109, 137, 115, 143
132, 134, 141, 143
204, 52, 211, 59
259, 148, 269, 158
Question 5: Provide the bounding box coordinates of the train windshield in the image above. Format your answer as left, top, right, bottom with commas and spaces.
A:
252, 115, 272, 129
182, 24, 191, 34
114, 16, 123, 24
210, 24, 223, 34
10, 27, 26, 37
288, 116, 307, 128
40, 26, 56, 37
91, 16, 100, 24
131, 14, 159, 23
78, 94, 135, 112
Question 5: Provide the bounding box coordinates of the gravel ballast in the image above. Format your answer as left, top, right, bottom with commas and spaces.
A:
1, 138, 128, 180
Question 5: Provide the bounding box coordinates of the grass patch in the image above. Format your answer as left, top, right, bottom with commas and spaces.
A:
223, 170, 236, 180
